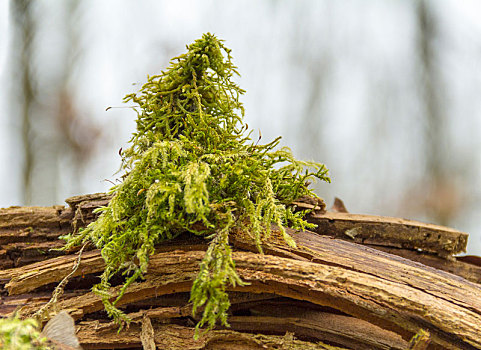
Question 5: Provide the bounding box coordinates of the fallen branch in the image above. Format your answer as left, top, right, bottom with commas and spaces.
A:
2, 194, 481, 349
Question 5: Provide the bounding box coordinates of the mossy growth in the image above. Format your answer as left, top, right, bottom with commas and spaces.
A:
0, 316, 48, 350
62, 33, 330, 336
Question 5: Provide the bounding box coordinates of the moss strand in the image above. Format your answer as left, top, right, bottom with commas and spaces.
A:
62, 33, 330, 336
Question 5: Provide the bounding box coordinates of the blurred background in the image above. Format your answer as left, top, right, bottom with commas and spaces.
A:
1, 0, 480, 254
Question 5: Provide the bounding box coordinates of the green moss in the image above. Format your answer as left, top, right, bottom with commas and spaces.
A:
0, 316, 48, 350
62, 33, 329, 337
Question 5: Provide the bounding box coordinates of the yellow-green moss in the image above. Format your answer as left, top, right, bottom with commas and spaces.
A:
62, 33, 330, 337
0, 316, 48, 350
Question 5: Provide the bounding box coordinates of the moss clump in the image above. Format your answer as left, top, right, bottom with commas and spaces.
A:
0, 316, 48, 350
63, 33, 329, 336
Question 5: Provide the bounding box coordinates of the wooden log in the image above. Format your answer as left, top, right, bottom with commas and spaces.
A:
367, 245, 481, 284
227, 310, 408, 349
65, 193, 469, 257
292, 197, 468, 257
65, 193, 111, 231
2, 194, 481, 349
0, 205, 71, 232
64, 193, 112, 211
3, 250, 105, 295
76, 321, 346, 350
0, 193, 108, 268
9, 242, 481, 349
0, 205, 72, 268
306, 211, 468, 256
1, 193, 475, 278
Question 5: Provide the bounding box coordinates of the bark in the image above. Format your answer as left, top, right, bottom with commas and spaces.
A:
291, 202, 468, 257
0, 193, 108, 269
308, 211, 467, 256
1, 193, 481, 349
76, 322, 346, 350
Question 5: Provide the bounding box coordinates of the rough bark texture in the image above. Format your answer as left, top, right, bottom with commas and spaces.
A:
1, 193, 481, 350
292, 199, 468, 256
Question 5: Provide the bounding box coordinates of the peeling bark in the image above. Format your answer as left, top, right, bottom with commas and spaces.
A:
1, 193, 481, 349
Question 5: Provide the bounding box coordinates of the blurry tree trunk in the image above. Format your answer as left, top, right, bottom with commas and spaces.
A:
417, 0, 460, 226
53, 0, 100, 201
418, 0, 444, 180
299, 63, 325, 161
11, 0, 35, 205
290, 4, 332, 197
10, 1, 100, 205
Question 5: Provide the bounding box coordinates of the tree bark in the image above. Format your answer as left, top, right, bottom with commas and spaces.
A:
1, 193, 481, 349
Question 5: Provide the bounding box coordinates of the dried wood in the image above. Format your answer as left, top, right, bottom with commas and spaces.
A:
227, 311, 408, 349
0, 193, 108, 269
4, 250, 105, 295
0, 205, 72, 268
292, 196, 468, 256
367, 245, 481, 284
140, 314, 156, 350
76, 322, 345, 349
306, 211, 468, 256
7, 240, 481, 349
2, 193, 481, 349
